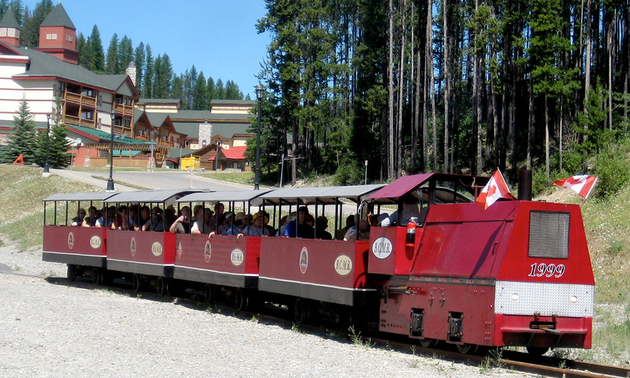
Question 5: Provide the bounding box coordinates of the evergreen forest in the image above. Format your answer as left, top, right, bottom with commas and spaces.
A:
255, 0, 630, 187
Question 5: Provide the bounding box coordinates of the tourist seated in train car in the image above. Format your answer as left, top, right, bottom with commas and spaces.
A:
192, 205, 204, 225
226, 212, 248, 235
81, 206, 98, 227
142, 207, 164, 232
169, 206, 192, 234
191, 208, 215, 234
95, 206, 117, 229
261, 211, 275, 235
343, 219, 370, 241
276, 213, 293, 236
240, 212, 270, 237
380, 193, 423, 227
315, 216, 333, 240
115, 205, 132, 230
71, 208, 86, 226
335, 215, 355, 240
164, 207, 176, 232
135, 206, 151, 231
127, 205, 139, 230
210, 202, 225, 227
284, 207, 314, 238
216, 211, 237, 235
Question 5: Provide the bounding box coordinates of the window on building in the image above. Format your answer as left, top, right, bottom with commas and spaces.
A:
81, 111, 93, 120
7, 28, 15, 37
66, 35, 73, 42
0, 28, 6, 37
46, 33, 57, 40
81, 88, 94, 97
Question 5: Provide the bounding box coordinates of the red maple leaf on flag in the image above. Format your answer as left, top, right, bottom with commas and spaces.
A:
553, 175, 597, 199
476, 169, 515, 210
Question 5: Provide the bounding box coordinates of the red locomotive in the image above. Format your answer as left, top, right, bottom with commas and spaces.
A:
42, 172, 594, 355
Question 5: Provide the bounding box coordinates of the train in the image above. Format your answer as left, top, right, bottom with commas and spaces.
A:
42, 172, 594, 355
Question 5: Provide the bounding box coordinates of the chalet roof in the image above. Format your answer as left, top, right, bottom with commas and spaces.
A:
40, 3, 76, 29
0, 8, 20, 28
5, 43, 133, 93
68, 125, 155, 145
138, 98, 181, 104
207, 113, 251, 121
172, 122, 199, 139
145, 112, 169, 126
211, 99, 256, 106
221, 146, 247, 160
212, 123, 252, 139
170, 110, 212, 121
167, 148, 197, 159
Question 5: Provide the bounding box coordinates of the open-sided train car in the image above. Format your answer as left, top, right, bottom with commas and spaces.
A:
365, 173, 594, 354
257, 184, 384, 323
42, 192, 118, 283
173, 190, 270, 308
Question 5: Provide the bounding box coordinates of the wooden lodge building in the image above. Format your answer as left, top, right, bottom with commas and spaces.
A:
0, 3, 256, 170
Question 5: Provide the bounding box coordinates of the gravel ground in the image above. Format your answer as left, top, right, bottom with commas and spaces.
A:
0, 239, 530, 378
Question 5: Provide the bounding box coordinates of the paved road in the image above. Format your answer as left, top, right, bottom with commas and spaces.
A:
51, 169, 254, 192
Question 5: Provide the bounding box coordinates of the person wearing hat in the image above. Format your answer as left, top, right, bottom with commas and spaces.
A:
284, 206, 313, 238
217, 211, 235, 235
142, 207, 164, 232
241, 212, 270, 237
225, 212, 248, 235
191, 208, 215, 234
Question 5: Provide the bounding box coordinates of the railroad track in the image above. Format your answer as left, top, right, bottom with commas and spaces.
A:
46, 274, 630, 378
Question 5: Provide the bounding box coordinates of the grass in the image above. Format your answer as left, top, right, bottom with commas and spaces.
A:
0, 165, 101, 250
198, 171, 254, 186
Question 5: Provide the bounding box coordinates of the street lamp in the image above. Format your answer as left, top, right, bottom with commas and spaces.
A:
43, 113, 51, 174
107, 110, 115, 191
254, 84, 264, 190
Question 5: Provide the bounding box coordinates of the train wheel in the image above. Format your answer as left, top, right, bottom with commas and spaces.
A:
419, 338, 435, 348
132, 274, 142, 292
156, 277, 169, 297
204, 284, 215, 303
293, 298, 307, 325
234, 288, 248, 311
456, 343, 477, 354
92, 268, 103, 285
67, 265, 77, 281
526, 346, 549, 356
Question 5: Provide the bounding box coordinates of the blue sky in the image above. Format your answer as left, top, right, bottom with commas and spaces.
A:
23, 0, 271, 98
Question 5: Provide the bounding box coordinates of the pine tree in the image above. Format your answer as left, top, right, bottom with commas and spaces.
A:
134, 42, 145, 94
119, 36, 133, 73
89, 25, 105, 72
105, 33, 119, 74
193, 71, 208, 109
20, 0, 52, 47
0, 98, 37, 164
143, 44, 153, 98
215, 78, 225, 99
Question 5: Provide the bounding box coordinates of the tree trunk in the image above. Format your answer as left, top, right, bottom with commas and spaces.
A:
442, 0, 450, 173
388, 0, 395, 179
397, 0, 406, 177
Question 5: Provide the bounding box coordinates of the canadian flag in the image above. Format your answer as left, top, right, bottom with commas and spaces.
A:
476, 169, 515, 210
553, 175, 598, 199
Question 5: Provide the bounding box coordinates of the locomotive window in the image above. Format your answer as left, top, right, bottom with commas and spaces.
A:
528, 211, 570, 259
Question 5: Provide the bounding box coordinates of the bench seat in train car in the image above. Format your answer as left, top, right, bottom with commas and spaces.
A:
42, 192, 118, 268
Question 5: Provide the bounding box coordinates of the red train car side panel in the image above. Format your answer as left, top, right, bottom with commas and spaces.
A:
173, 234, 260, 289
106, 230, 175, 277
259, 238, 375, 306
42, 225, 107, 268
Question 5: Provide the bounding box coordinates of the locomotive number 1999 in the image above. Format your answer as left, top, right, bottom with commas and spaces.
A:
528, 263, 566, 278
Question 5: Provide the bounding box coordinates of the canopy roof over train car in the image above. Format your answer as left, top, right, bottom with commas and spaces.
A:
260, 184, 384, 205
176, 190, 271, 206
103, 189, 206, 204
44, 192, 119, 202
367, 173, 488, 203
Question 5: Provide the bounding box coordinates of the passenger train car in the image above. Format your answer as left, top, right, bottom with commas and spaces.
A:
42, 172, 594, 355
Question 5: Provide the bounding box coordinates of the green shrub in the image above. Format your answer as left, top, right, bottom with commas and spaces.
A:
333, 159, 364, 186
592, 145, 630, 198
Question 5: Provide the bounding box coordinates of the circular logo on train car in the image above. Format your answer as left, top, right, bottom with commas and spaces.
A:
130, 237, 137, 257
372, 237, 393, 260
90, 236, 102, 249
151, 242, 163, 257
231, 248, 244, 266
67, 232, 74, 250
299, 247, 309, 274
177, 242, 183, 259
334, 254, 353, 276
204, 241, 212, 263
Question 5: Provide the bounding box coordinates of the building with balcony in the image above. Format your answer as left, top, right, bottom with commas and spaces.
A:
0, 3, 139, 154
